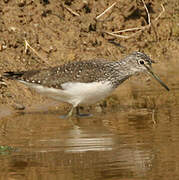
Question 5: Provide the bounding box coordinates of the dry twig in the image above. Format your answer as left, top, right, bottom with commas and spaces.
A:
24, 39, 49, 65
152, 109, 156, 124
105, 1, 165, 39
112, 27, 146, 34
141, 0, 151, 25
96, 2, 117, 20
154, 4, 165, 22
105, 31, 139, 39
63, 4, 80, 16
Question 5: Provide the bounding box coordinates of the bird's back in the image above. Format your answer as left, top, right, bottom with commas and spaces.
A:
3, 59, 115, 89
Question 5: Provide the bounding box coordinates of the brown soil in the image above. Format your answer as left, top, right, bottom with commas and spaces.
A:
0, 0, 179, 114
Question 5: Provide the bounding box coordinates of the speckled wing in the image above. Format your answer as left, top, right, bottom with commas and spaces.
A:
3, 60, 111, 90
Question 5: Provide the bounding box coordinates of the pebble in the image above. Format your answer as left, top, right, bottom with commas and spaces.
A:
3, 0, 9, 3
13, 103, 25, 110
17, 0, 26, 7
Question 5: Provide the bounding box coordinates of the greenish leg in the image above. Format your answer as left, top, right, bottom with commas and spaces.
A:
59, 106, 74, 119
66, 106, 74, 118
59, 106, 78, 126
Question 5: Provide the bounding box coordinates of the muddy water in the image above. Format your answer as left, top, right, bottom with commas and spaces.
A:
0, 85, 179, 180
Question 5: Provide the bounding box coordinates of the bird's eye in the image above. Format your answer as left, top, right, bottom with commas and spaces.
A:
139, 60, 145, 65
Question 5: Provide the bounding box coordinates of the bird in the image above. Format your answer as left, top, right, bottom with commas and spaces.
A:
3, 51, 169, 118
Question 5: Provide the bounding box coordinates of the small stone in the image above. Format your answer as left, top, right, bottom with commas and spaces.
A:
2, 44, 7, 50
0, 41, 7, 51
9, 26, 17, 32
0, 81, 7, 87
17, 0, 26, 7
3, 0, 9, 3
13, 103, 25, 110
5, 92, 12, 97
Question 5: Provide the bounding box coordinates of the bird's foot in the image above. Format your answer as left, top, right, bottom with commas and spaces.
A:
76, 113, 93, 118
59, 107, 76, 126
75, 107, 92, 118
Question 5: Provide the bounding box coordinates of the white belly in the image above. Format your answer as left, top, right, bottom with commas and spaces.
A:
19, 80, 114, 107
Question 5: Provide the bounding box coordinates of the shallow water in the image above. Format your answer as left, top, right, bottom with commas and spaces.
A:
0, 85, 179, 180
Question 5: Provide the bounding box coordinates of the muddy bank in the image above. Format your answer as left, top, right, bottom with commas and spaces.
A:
0, 0, 179, 114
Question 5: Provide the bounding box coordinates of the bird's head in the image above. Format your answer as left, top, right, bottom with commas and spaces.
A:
128, 51, 169, 91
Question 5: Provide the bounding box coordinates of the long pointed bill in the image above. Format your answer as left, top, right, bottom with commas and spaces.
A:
144, 65, 170, 91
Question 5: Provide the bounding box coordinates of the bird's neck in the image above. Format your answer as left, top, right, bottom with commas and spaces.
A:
112, 58, 138, 76
106, 58, 138, 87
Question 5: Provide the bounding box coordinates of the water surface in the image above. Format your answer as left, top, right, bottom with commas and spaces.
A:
0, 85, 179, 180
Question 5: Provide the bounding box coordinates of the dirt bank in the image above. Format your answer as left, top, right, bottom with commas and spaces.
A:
0, 0, 179, 114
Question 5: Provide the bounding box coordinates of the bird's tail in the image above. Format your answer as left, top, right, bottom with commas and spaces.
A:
3, 71, 25, 80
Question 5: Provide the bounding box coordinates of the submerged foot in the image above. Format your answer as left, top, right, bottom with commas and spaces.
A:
59, 107, 76, 125
76, 107, 93, 118
59, 106, 93, 125
59, 114, 70, 119
76, 113, 93, 117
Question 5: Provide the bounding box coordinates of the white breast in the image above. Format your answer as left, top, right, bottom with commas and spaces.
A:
61, 81, 114, 106
18, 80, 114, 107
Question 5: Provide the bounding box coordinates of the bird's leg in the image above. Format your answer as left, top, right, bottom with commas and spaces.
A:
66, 106, 77, 126
59, 106, 78, 126
59, 106, 74, 119
66, 106, 74, 118
75, 106, 92, 117
76, 106, 80, 116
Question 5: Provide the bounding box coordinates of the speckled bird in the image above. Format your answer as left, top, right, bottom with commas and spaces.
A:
3, 52, 169, 118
